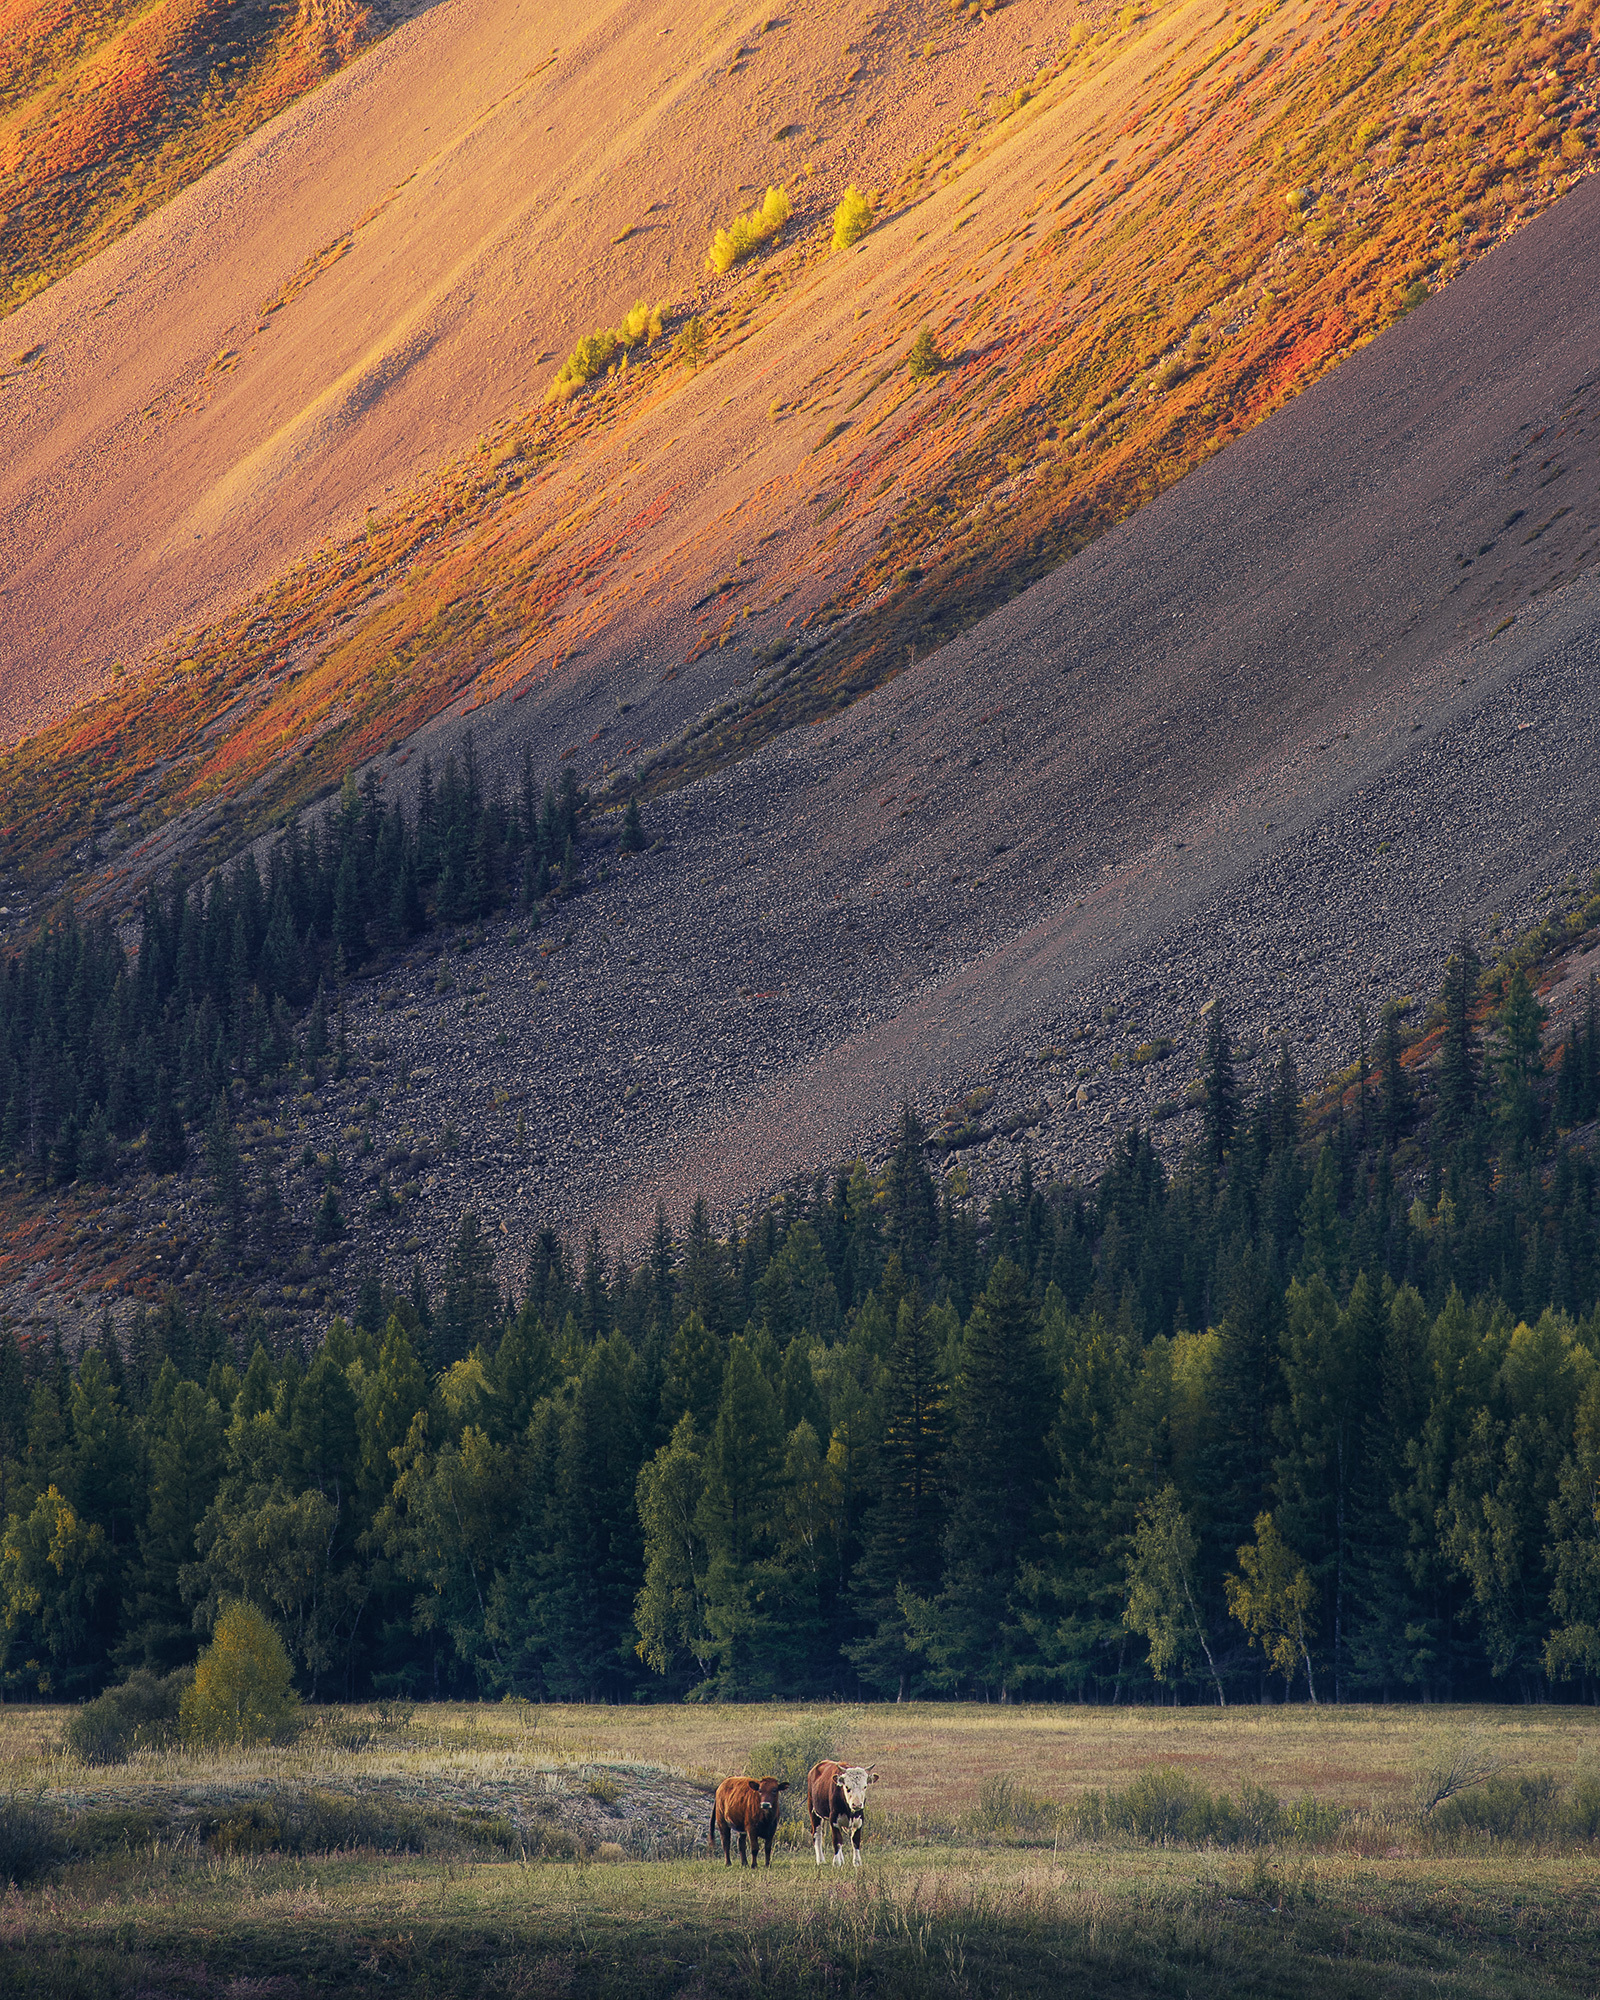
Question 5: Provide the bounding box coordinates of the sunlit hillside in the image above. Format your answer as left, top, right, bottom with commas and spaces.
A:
0, 0, 1593, 908
0, 0, 392, 317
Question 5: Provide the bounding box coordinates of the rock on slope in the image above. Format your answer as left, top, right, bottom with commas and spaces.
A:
387, 170, 1600, 1247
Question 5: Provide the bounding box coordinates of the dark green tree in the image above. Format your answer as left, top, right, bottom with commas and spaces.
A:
1378, 1001, 1413, 1146
1200, 1007, 1238, 1165
146, 1070, 186, 1176
848, 1286, 945, 1697
437, 1211, 500, 1365
1437, 934, 1482, 1126
905, 1259, 1050, 1698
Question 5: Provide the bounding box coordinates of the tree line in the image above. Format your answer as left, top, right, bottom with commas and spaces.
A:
3, 940, 1599, 1709
0, 743, 614, 1187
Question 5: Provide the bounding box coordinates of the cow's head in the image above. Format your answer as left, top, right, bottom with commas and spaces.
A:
836, 1766, 878, 1814
754, 1776, 787, 1823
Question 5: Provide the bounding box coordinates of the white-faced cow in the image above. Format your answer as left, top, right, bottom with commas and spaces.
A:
806, 1761, 878, 1867
711, 1775, 787, 1868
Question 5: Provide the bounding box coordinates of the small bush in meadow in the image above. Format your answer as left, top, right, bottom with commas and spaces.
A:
1428, 1771, 1600, 1848
974, 1772, 1059, 1840
706, 186, 791, 275
554, 329, 619, 394
0, 1789, 64, 1886
617, 300, 665, 348
64, 1667, 188, 1765
831, 184, 873, 251
1067, 1765, 1347, 1849
180, 1602, 301, 1749
747, 1717, 842, 1808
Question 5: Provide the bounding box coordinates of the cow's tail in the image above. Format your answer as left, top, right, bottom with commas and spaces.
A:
708, 1797, 717, 1853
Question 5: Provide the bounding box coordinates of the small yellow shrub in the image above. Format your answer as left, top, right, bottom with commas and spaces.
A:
832, 184, 873, 251
617, 300, 665, 347
179, 1602, 301, 1749
549, 301, 665, 398
706, 186, 792, 275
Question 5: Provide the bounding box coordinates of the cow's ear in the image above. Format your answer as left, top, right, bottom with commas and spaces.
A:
867, 1767, 879, 1781
777, 1779, 788, 1790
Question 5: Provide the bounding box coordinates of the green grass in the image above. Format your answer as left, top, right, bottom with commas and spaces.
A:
3, 1837, 1597, 1997
2, 1702, 1598, 1995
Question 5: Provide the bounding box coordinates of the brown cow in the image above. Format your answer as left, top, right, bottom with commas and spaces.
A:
806, 1761, 878, 1867
710, 1774, 787, 1867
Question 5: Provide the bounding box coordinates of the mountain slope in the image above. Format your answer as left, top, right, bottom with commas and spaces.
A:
1, 0, 1594, 871
0, 0, 393, 317
0, 0, 1599, 1321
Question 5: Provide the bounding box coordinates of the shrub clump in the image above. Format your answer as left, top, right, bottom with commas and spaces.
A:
202, 1789, 520, 1858
747, 1716, 840, 1799
1428, 1771, 1600, 1848
831, 184, 873, 251
550, 300, 666, 397
180, 1602, 302, 1749
673, 316, 707, 370
907, 325, 945, 383
0, 1790, 65, 1887
64, 1667, 189, 1765
706, 186, 792, 275
1068, 1766, 1346, 1848
973, 1772, 1059, 1840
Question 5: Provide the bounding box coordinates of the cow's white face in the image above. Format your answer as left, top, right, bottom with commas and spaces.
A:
837, 1766, 877, 1814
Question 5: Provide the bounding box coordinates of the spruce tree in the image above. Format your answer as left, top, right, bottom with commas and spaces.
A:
620, 797, 644, 854
1200, 1007, 1238, 1165
438, 1211, 500, 1364
1378, 1000, 1412, 1145
205, 1092, 244, 1253
314, 1186, 345, 1245
847, 1286, 945, 1698
1270, 1039, 1300, 1153
659, 1310, 724, 1433
1493, 964, 1546, 1151
912, 1259, 1050, 1698
1437, 934, 1481, 1125
648, 1202, 676, 1337
499, 1334, 645, 1700
146, 1070, 186, 1176
580, 1227, 609, 1342
881, 1105, 937, 1270
120, 1372, 225, 1669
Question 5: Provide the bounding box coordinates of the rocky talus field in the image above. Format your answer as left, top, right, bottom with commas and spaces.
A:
0, 0, 1597, 1324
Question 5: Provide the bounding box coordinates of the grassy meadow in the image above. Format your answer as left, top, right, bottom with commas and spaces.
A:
3, 1700, 1599, 1996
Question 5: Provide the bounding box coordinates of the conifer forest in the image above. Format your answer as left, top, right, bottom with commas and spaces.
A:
3, 761, 1599, 1715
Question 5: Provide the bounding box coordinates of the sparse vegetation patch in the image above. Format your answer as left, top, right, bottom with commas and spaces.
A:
706, 185, 792, 275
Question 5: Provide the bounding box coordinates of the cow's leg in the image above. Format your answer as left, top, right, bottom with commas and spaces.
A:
831, 1817, 845, 1867
811, 1808, 826, 1866
720, 1821, 732, 1866
851, 1819, 864, 1868
762, 1830, 774, 1868
738, 1829, 749, 1868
